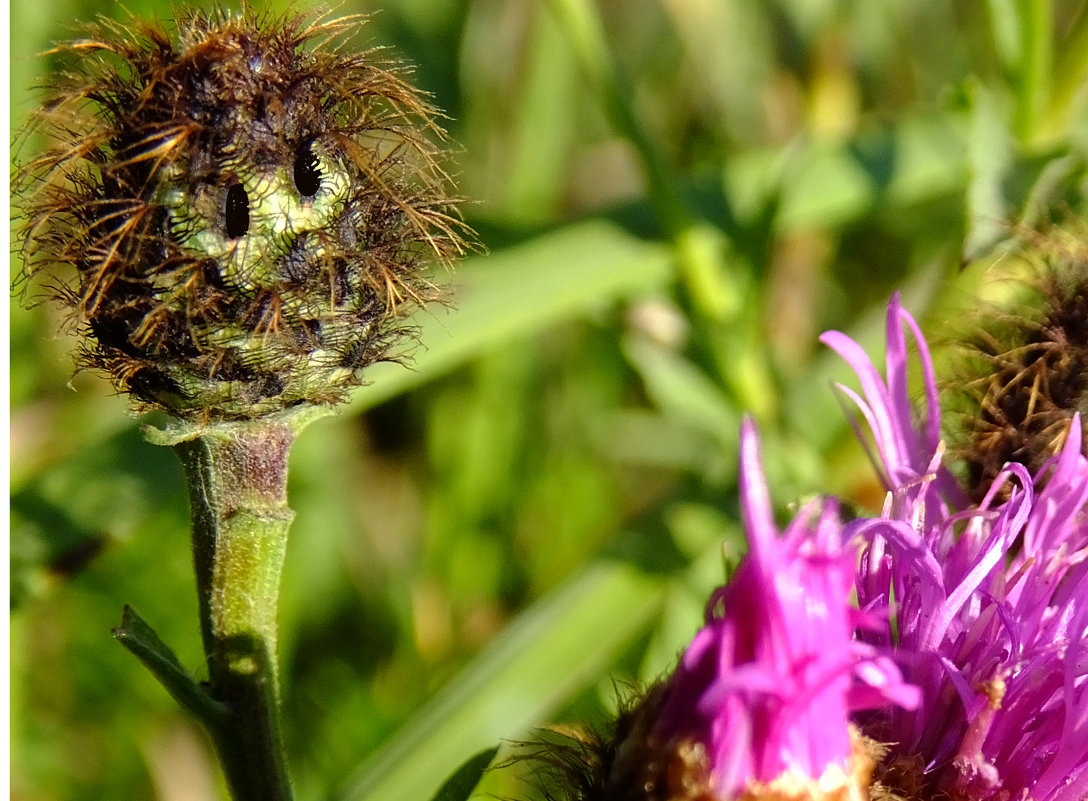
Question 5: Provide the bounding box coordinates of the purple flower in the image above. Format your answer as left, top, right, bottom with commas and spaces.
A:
822, 294, 1088, 801
651, 419, 919, 800
534, 294, 1085, 801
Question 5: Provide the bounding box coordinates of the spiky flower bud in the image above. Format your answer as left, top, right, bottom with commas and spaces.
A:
953, 228, 1088, 499
16, 5, 465, 420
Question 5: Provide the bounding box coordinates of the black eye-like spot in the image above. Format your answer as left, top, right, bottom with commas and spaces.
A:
225, 183, 249, 238
293, 143, 322, 197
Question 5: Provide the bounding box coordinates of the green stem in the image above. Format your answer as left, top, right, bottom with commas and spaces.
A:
136, 405, 330, 801
174, 421, 294, 801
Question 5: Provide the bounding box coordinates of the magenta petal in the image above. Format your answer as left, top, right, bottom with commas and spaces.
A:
653, 417, 916, 797
831, 298, 1088, 801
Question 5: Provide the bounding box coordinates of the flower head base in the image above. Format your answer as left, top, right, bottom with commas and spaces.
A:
16, 5, 466, 420
822, 293, 1088, 801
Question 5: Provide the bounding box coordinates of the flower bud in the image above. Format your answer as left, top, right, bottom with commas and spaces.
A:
16, 6, 466, 420
954, 228, 1088, 499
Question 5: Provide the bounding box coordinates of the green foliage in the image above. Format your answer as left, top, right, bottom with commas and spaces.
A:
427, 748, 498, 801
10, 1, 1087, 800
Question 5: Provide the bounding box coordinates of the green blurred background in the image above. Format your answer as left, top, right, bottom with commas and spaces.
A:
10, 1, 1087, 799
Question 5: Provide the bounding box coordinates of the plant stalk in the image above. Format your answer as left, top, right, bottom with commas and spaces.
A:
173, 419, 295, 801
121, 407, 330, 799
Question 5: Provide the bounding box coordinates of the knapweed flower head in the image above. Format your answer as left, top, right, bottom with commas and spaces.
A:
15, 4, 466, 420
527, 288, 1087, 801
646, 419, 920, 801
528, 420, 919, 801
822, 293, 1088, 801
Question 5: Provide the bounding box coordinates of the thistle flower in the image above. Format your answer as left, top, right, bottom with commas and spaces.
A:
529, 288, 1087, 801
822, 293, 1088, 801
530, 420, 919, 801
646, 419, 921, 801
15, 4, 465, 420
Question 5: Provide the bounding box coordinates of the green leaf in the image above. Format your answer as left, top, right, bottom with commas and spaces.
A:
775, 115, 968, 231
963, 82, 1015, 262
986, 0, 1022, 76
498, 7, 580, 224
623, 335, 739, 449
112, 605, 225, 726
347, 220, 673, 413
335, 561, 666, 801
428, 747, 499, 801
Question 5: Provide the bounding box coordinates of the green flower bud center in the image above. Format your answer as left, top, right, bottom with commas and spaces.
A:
158, 144, 352, 290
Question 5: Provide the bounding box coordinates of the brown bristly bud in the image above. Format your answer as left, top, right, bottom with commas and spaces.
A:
14, 4, 468, 421
950, 225, 1088, 500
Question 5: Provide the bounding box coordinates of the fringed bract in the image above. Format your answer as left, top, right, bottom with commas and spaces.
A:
516, 685, 716, 801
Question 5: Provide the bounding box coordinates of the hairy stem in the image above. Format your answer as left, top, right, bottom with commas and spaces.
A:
131, 407, 330, 801
174, 420, 294, 800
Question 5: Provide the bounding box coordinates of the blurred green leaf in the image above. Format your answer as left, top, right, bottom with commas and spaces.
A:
497, 7, 580, 224
336, 561, 666, 801
963, 82, 1015, 261
347, 221, 673, 414
427, 747, 499, 801
776, 115, 968, 232
987, 0, 1024, 77
623, 334, 739, 454
1045, 9, 1088, 138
